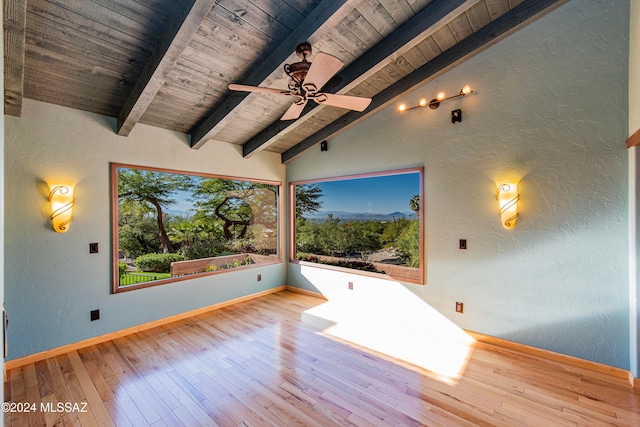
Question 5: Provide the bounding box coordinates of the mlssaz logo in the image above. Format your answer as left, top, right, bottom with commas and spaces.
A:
40, 402, 89, 413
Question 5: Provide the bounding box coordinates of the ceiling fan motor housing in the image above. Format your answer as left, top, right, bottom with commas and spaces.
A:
284, 61, 311, 90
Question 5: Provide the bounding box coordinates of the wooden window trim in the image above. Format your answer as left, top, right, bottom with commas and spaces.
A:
288, 167, 425, 285
111, 163, 283, 293
627, 128, 640, 148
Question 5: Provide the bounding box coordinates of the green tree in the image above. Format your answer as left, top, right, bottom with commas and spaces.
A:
379, 217, 411, 247
169, 218, 201, 249
410, 194, 420, 218
319, 214, 347, 255
296, 218, 322, 254
396, 220, 420, 267
178, 227, 225, 260
118, 168, 192, 253
297, 217, 383, 259
344, 221, 383, 259
192, 178, 277, 245
296, 184, 323, 218
396, 195, 421, 267
118, 202, 161, 258
192, 218, 224, 244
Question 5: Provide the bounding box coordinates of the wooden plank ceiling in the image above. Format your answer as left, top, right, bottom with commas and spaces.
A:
4, 0, 567, 163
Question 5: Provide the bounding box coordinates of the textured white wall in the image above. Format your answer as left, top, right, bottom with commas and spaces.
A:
4, 99, 286, 360
287, 0, 630, 369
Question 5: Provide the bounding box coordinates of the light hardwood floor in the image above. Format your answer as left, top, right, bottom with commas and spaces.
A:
4, 290, 640, 426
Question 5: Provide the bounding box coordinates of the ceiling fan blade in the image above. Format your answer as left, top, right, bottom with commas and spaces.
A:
228, 84, 292, 96
312, 93, 371, 112
303, 52, 344, 92
281, 100, 308, 120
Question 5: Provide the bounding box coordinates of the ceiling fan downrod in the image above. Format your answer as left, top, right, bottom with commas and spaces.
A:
284, 43, 313, 91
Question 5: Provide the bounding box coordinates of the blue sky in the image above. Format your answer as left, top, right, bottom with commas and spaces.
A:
171, 190, 195, 214
166, 172, 421, 216
316, 172, 420, 214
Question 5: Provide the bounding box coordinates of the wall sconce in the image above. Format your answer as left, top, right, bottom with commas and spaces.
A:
398, 85, 473, 113
496, 182, 519, 229
48, 184, 75, 233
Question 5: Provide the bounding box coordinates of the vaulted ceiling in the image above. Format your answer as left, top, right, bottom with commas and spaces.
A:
4, 0, 566, 162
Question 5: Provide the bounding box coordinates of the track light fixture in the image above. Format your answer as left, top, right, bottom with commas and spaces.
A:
398, 85, 473, 113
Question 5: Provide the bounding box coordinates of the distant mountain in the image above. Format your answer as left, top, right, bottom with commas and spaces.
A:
304, 210, 414, 221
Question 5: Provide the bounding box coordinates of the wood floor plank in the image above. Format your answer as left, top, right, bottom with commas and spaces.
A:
4, 290, 640, 426
46, 356, 80, 426
109, 387, 150, 427
23, 363, 47, 426
68, 350, 116, 427
102, 398, 134, 427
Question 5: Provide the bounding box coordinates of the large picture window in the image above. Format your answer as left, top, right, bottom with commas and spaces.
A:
290, 167, 424, 284
112, 163, 281, 292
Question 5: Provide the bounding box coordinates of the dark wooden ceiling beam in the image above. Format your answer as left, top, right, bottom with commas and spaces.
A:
281, 0, 569, 163
242, 0, 475, 158
190, 0, 360, 149
4, 0, 28, 116
116, 0, 216, 136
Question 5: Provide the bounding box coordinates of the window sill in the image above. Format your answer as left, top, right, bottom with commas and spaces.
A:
114, 256, 282, 293
289, 259, 423, 285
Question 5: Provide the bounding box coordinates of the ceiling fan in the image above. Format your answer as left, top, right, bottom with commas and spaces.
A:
228, 43, 372, 120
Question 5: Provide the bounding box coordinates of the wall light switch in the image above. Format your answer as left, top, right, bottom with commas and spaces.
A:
459, 239, 467, 250
89, 242, 99, 254
452, 109, 462, 123
455, 302, 464, 313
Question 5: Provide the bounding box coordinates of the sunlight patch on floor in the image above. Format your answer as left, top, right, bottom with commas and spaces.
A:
299, 268, 475, 384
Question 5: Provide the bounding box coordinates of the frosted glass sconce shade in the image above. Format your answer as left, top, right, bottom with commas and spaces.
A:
496, 182, 519, 229
49, 185, 75, 233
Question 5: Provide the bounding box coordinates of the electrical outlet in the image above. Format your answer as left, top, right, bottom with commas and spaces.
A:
257, 274, 262, 282
455, 302, 464, 313
90, 309, 100, 321
459, 239, 467, 250
348, 281, 354, 290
